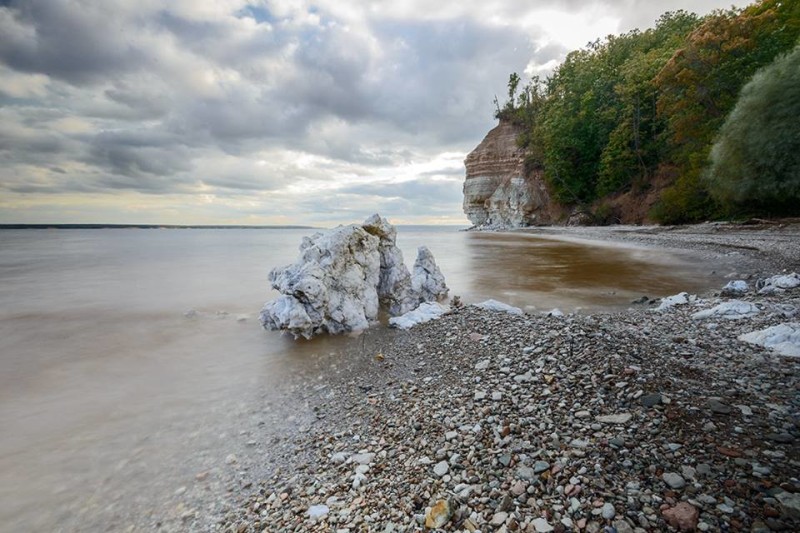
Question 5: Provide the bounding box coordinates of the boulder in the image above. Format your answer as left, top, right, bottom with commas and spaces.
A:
739, 323, 800, 357
757, 272, 800, 294
260, 214, 448, 338
691, 300, 759, 320
412, 245, 448, 302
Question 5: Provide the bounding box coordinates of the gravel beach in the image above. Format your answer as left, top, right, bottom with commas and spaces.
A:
194, 223, 799, 533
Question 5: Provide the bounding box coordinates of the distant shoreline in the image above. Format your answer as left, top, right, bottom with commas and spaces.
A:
0, 224, 317, 230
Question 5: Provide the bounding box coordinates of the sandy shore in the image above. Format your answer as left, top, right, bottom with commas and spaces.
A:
184, 223, 798, 533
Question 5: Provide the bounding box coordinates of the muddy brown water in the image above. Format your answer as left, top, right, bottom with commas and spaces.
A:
0, 227, 730, 530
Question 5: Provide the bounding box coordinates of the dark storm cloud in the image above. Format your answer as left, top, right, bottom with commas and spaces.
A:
0, 0, 148, 85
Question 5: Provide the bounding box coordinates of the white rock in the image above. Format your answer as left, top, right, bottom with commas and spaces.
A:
655, 292, 694, 311
433, 461, 449, 477
411, 245, 448, 302
691, 300, 759, 320
722, 280, 749, 294
473, 299, 524, 315
475, 359, 490, 370
388, 302, 448, 329
532, 517, 555, 532
260, 214, 447, 338
307, 504, 329, 520
596, 413, 632, 424
739, 323, 800, 357
758, 272, 800, 294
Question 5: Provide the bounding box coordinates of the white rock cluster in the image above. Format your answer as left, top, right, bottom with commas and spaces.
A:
260, 214, 448, 338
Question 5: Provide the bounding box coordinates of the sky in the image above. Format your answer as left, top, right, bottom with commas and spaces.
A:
0, 0, 748, 226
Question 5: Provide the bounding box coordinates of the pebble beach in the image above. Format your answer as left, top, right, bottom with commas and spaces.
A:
189, 222, 799, 533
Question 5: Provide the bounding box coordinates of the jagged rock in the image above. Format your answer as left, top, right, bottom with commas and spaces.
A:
260, 215, 447, 338
362, 214, 418, 316
721, 280, 749, 296
757, 272, 800, 294
389, 302, 448, 330
412, 245, 448, 302
739, 323, 800, 357
462, 118, 554, 228
260, 224, 380, 338
473, 299, 524, 315
691, 300, 759, 320
655, 292, 696, 311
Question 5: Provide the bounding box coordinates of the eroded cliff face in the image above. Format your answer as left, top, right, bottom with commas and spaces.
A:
463, 119, 555, 228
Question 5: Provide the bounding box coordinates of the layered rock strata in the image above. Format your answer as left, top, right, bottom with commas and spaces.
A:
260, 214, 448, 338
463, 119, 554, 228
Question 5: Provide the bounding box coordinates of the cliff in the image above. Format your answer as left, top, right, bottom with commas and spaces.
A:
462, 119, 555, 228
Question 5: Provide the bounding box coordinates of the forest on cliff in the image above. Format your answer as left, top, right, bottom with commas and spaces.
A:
499, 0, 800, 223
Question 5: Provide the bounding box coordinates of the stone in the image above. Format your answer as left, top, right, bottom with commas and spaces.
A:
661, 502, 699, 531
707, 399, 732, 414
757, 272, 800, 294
516, 465, 535, 480
533, 461, 549, 474
473, 299, 524, 315
351, 453, 375, 465
721, 280, 749, 296
691, 300, 759, 320
596, 413, 632, 424
433, 461, 449, 477
601, 502, 616, 520
388, 302, 448, 330
411, 246, 448, 303
532, 517, 554, 532
739, 323, 800, 357
655, 292, 693, 311
307, 504, 329, 520
613, 520, 634, 533
662, 472, 686, 489
490, 512, 509, 525
425, 499, 452, 528
462, 118, 555, 228
261, 214, 448, 338
775, 491, 800, 519
641, 393, 662, 407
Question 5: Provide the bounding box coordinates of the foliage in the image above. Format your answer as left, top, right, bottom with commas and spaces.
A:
495, 1, 800, 223
706, 45, 800, 214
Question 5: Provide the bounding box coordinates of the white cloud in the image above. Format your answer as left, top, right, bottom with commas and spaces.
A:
0, 0, 749, 225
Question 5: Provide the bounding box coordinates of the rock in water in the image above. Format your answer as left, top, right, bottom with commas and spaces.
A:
260, 214, 447, 338
411, 245, 448, 302
260, 224, 380, 338
362, 214, 418, 316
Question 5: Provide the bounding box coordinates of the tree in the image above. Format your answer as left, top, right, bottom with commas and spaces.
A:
706, 45, 800, 214
652, 0, 800, 222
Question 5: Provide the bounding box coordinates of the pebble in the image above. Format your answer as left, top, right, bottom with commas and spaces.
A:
221, 272, 800, 533
662, 472, 686, 489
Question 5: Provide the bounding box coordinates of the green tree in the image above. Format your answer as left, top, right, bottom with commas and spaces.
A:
707, 45, 800, 214
653, 0, 800, 222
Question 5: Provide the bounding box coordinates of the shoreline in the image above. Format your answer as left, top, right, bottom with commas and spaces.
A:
205, 224, 800, 532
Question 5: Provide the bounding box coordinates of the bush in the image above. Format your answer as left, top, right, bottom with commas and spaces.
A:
706, 44, 800, 214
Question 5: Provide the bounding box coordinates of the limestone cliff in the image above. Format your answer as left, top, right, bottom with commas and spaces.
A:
463, 119, 555, 227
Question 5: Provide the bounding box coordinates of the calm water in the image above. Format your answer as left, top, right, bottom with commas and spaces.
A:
0, 227, 723, 530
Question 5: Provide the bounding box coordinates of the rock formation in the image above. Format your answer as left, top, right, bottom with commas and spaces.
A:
463, 118, 554, 228
260, 215, 448, 338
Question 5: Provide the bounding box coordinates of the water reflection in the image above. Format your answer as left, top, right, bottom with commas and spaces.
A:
461, 232, 719, 311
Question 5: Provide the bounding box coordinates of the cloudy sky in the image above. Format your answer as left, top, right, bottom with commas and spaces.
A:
0, 0, 747, 226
